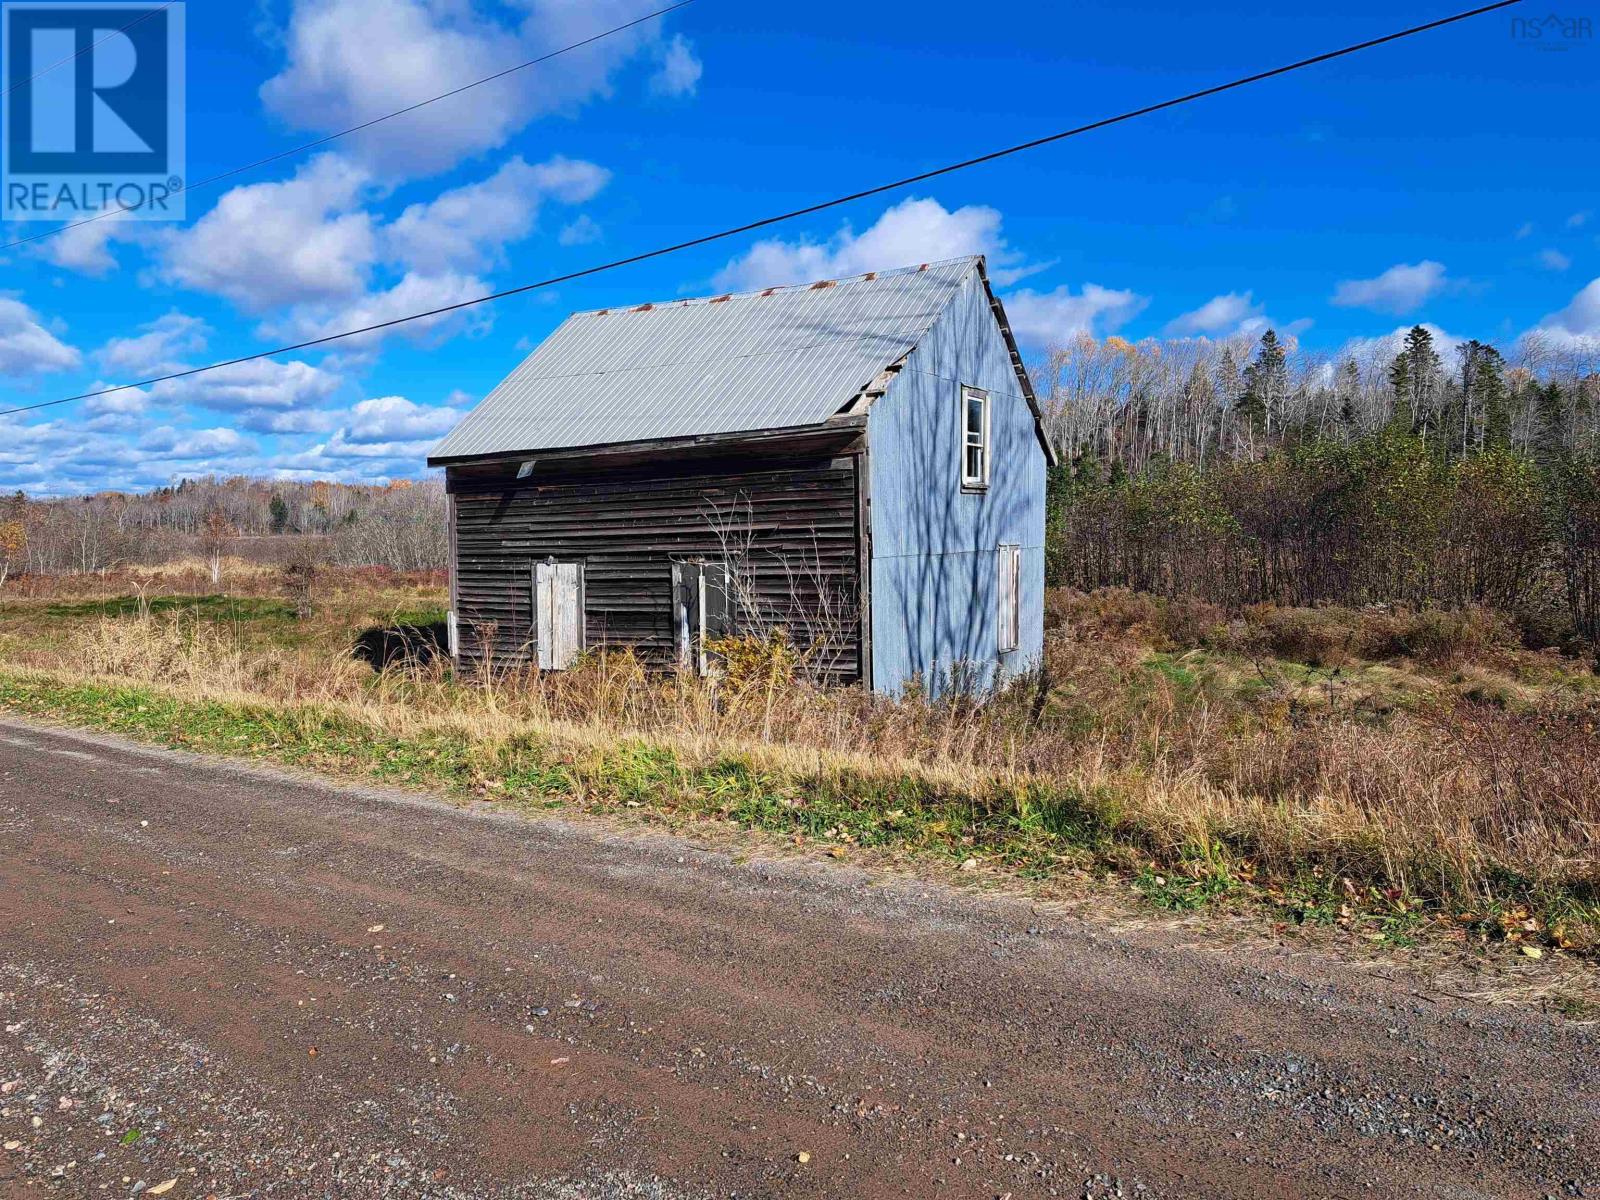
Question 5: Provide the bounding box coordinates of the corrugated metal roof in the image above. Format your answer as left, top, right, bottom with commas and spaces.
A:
428, 257, 981, 463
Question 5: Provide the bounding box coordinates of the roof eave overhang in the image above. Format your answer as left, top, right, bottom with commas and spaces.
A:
973, 258, 1058, 468
427, 413, 867, 470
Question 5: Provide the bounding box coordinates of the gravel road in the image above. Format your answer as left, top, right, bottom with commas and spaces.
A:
0, 716, 1594, 1199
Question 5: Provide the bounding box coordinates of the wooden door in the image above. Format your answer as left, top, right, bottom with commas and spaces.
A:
535, 560, 585, 670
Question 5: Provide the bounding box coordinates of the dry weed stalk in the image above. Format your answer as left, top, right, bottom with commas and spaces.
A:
6, 581, 1597, 921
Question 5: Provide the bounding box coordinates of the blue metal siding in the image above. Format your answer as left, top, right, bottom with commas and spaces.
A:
867, 271, 1047, 694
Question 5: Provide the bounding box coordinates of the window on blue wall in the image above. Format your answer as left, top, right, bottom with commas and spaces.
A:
998, 543, 1021, 653
960, 386, 990, 490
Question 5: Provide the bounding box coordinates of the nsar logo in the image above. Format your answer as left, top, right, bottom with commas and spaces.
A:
1511, 11, 1594, 49
2, 2, 185, 222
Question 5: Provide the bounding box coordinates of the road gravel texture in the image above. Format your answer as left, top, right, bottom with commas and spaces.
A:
0, 717, 1594, 1199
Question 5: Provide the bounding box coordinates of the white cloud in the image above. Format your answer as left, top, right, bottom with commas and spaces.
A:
260, 0, 670, 178
1539, 248, 1572, 272
270, 395, 463, 474
282, 270, 492, 352
650, 34, 701, 97
1338, 323, 1468, 368
0, 295, 81, 377
322, 431, 434, 459
156, 151, 599, 356
97, 312, 209, 376
520, 154, 614, 206
88, 317, 345, 438
558, 214, 602, 246
158, 154, 377, 312
1331, 261, 1451, 316
150, 358, 341, 412
1164, 290, 1264, 337
342, 394, 463, 442
1529, 277, 1600, 354
140, 425, 257, 460
238, 407, 343, 435
1003, 284, 1148, 346
277, 439, 418, 470
0, 412, 280, 495
29, 219, 138, 277
83, 387, 151, 422
0, 420, 117, 491
714, 197, 1037, 292
1568, 210, 1592, 230
385, 155, 608, 273
1515, 221, 1536, 240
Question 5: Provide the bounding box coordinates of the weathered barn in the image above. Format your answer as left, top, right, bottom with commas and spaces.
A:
427, 255, 1052, 693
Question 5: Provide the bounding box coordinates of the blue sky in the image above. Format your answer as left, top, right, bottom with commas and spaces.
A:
1, 0, 1596, 495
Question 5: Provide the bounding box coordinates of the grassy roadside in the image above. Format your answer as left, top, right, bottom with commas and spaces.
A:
2, 663, 1595, 969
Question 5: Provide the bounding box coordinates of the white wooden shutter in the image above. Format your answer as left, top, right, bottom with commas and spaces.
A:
535, 561, 584, 670
998, 544, 1021, 653
671, 562, 694, 671
672, 560, 731, 675
535, 562, 554, 667
700, 562, 731, 675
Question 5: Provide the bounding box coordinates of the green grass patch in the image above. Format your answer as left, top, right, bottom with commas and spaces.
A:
1134, 865, 1236, 911
39, 595, 297, 622
386, 607, 449, 628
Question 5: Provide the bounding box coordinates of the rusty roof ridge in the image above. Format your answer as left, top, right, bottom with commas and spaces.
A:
573, 255, 983, 318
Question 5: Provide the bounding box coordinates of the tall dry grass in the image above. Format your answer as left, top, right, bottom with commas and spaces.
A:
31, 593, 1595, 930
3, 559, 444, 601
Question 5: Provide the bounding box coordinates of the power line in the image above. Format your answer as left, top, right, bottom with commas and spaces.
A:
0, 0, 694, 251
2, 0, 1522, 421
2, 2, 175, 98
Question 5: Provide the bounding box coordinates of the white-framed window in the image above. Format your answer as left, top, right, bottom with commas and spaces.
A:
997, 543, 1021, 653
960, 385, 990, 490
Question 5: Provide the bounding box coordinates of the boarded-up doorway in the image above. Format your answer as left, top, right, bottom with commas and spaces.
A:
534, 559, 585, 670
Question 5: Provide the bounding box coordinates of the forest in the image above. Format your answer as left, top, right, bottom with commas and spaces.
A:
1040, 326, 1600, 650
0, 475, 447, 583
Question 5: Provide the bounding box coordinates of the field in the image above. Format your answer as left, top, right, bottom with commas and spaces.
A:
1, 558, 1597, 979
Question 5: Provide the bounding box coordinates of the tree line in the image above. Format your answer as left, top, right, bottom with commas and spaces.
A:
1035, 326, 1599, 473
1042, 326, 1600, 647
0, 476, 447, 580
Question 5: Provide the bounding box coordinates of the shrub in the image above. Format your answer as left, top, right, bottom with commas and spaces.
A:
1048, 433, 1588, 643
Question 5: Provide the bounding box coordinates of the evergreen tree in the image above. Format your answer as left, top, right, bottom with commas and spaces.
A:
1254, 329, 1289, 428
269, 494, 291, 535
1389, 349, 1415, 434
1397, 326, 1441, 444
1235, 374, 1267, 436
1475, 350, 1510, 452
1235, 329, 1288, 453
1534, 382, 1570, 469
1073, 452, 1100, 488
1454, 341, 1507, 455
1330, 360, 1360, 438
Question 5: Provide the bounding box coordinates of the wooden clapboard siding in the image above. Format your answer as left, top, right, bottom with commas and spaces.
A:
447, 449, 863, 681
